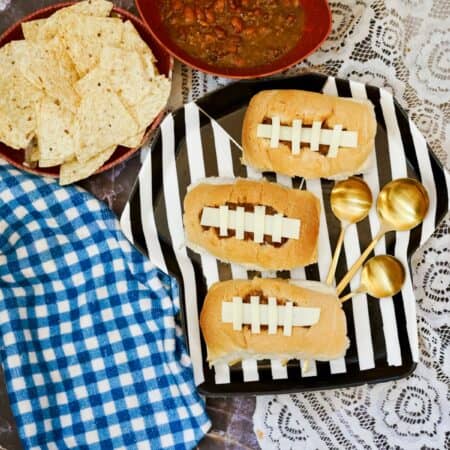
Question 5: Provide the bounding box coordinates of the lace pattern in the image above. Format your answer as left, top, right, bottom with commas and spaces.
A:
251, 153, 450, 443
252, 105, 450, 450
175, 0, 449, 171
0, 0, 10, 11
253, 222, 450, 449
171, 0, 450, 447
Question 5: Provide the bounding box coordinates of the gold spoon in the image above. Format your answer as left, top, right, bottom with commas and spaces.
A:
339, 255, 406, 302
326, 178, 373, 285
336, 178, 429, 295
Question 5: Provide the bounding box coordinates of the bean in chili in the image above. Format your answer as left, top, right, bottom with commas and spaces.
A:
159, 0, 304, 68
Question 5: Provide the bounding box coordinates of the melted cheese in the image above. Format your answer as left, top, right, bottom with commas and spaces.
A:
253, 205, 265, 243
327, 124, 343, 158
283, 301, 293, 336
235, 206, 245, 240
200, 206, 301, 242
272, 213, 283, 243
310, 121, 322, 151
219, 205, 228, 236
222, 297, 321, 335
232, 296, 243, 331
268, 297, 277, 334
270, 116, 281, 148
256, 120, 358, 158
291, 119, 302, 155
251, 296, 260, 333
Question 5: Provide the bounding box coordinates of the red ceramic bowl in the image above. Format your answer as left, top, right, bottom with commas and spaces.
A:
136, 0, 331, 79
0, 2, 173, 179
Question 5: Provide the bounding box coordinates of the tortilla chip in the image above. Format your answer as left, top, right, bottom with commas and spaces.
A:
36, 37, 78, 85
20, 40, 79, 113
60, 15, 123, 77
25, 140, 40, 163
0, 40, 32, 76
21, 19, 48, 41
76, 56, 148, 108
36, 97, 76, 167
51, 38, 78, 84
121, 21, 151, 54
24, 1, 113, 41
121, 20, 157, 79
128, 75, 171, 130
62, 0, 113, 17
76, 68, 168, 143
0, 1, 168, 171
0, 69, 43, 149
98, 46, 150, 105
75, 67, 106, 96
24, 12, 72, 42
59, 145, 116, 185
76, 88, 138, 162
120, 129, 146, 148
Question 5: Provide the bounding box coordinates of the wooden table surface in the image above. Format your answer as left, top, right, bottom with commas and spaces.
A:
0, 1, 259, 448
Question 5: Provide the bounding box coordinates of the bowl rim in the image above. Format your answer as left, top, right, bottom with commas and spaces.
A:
135, 0, 332, 79
0, 2, 174, 178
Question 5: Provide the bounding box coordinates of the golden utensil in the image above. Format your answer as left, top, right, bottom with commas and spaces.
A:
339, 255, 406, 302
326, 178, 372, 285
336, 178, 429, 295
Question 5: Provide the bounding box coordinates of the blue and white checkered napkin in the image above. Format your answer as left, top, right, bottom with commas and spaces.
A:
0, 161, 210, 449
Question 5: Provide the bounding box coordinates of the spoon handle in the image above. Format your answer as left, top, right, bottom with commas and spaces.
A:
326, 225, 347, 285
336, 229, 385, 295
340, 291, 357, 303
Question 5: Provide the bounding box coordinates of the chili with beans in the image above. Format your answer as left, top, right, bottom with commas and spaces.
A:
159, 0, 304, 68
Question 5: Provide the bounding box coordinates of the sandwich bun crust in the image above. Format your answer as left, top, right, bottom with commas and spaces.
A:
183, 178, 320, 270
242, 89, 377, 179
200, 278, 349, 366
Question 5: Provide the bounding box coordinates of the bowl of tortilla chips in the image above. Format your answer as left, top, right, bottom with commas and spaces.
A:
0, 0, 173, 185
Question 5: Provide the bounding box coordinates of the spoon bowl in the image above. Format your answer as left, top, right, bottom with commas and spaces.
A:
340, 255, 406, 302
331, 177, 373, 224
377, 178, 430, 231
336, 178, 429, 295
326, 177, 372, 285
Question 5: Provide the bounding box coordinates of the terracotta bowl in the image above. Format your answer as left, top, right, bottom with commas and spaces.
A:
136, 0, 331, 79
0, 2, 173, 178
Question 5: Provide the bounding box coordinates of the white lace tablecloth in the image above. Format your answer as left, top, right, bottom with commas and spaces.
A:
168, 0, 450, 448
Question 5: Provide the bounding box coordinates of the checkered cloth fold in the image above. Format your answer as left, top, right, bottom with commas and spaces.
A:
0, 162, 210, 449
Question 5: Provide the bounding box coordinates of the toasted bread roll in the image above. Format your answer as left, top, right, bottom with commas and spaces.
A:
183, 178, 320, 270
200, 278, 349, 366
242, 90, 377, 179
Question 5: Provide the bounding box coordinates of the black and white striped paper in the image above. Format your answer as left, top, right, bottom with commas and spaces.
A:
120, 75, 450, 394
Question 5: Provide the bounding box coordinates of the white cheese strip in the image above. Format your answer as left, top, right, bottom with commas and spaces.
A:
270, 116, 281, 148
257, 124, 357, 148
310, 121, 322, 151
327, 124, 343, 158
272, 213, 283, 243
253, 206, 265, 243
281, 215, 300, 240
200, 207, 301, 241
291, 119, 302, 154
283, 301, 293, 336
268, 297, 277, 334
219, 205, 228, 236
235, 206, 245, 240
232, 297, 243, 331
222, 299, 320, 331
251, 296, 260, 334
